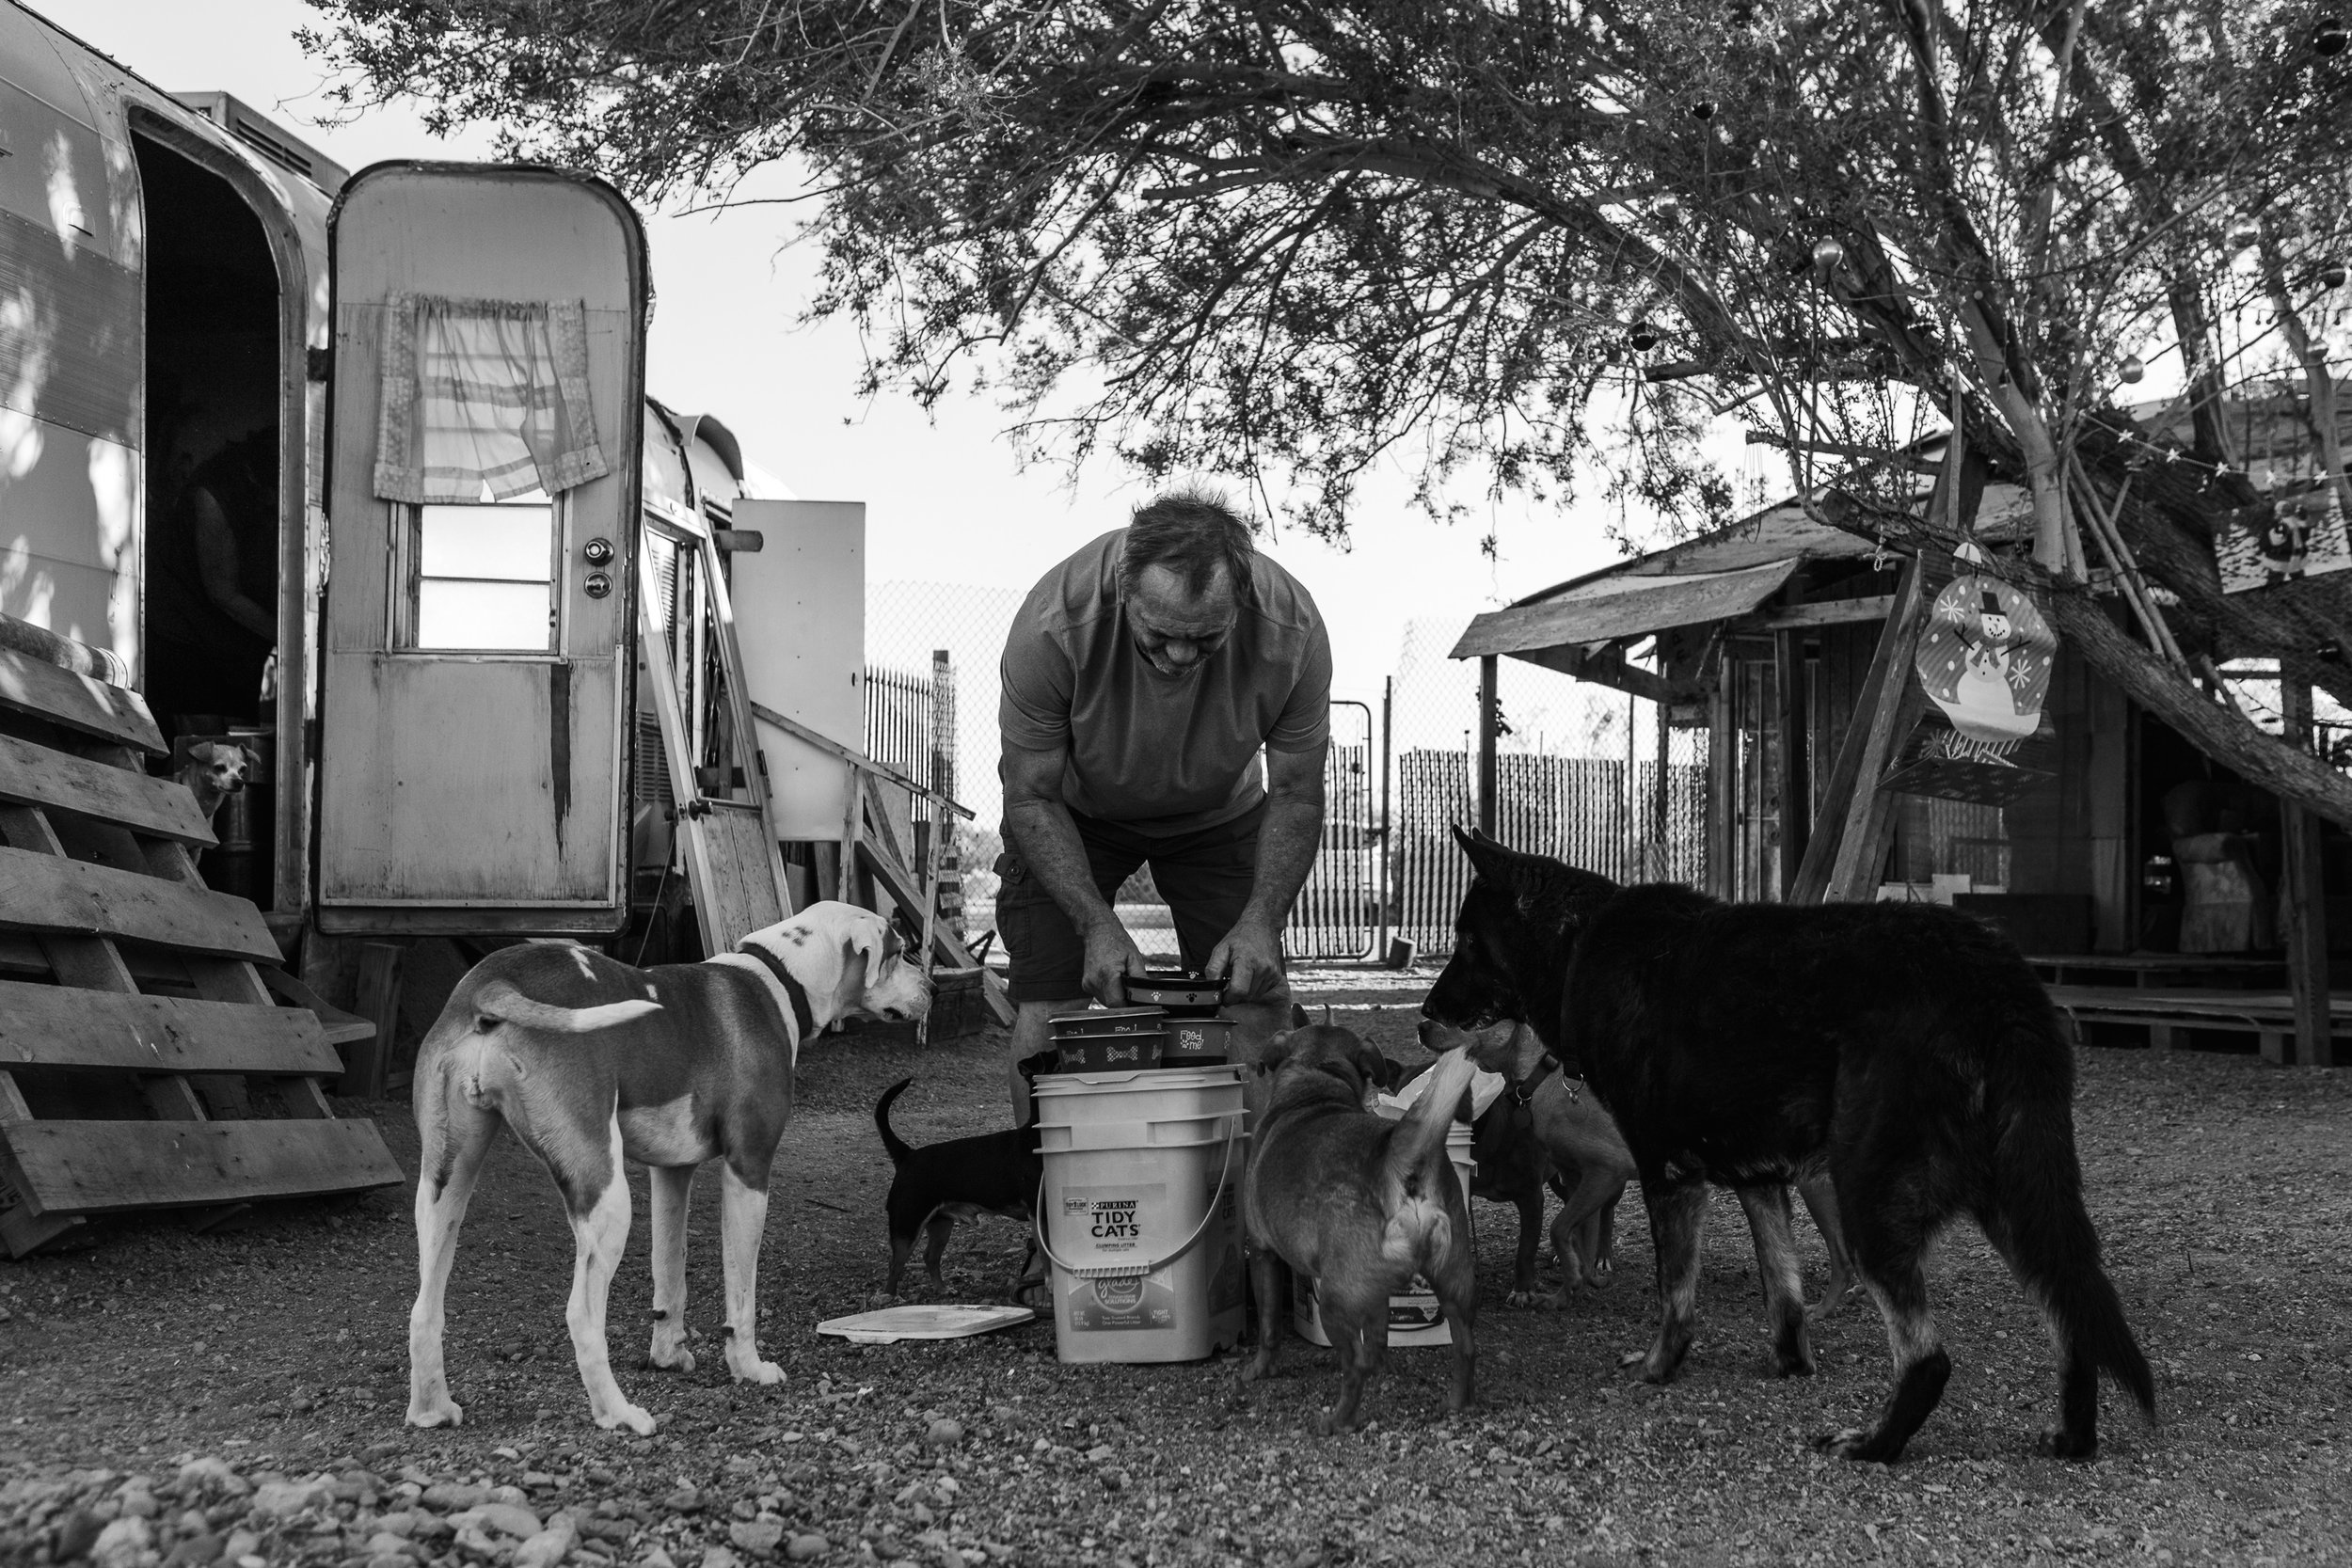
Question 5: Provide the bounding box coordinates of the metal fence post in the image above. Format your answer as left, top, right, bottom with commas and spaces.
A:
1477, 655, 1499, 835
1377, 676, 1393, 961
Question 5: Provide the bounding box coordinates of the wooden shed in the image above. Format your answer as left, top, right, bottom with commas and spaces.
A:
1455, 449, 2348, 1069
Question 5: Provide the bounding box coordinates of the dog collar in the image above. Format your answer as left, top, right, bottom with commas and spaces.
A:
1511, 1054, 1563, 1106
738, 944, 817, 1040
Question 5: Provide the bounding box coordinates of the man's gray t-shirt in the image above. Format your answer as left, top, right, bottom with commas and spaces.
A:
1000, 530, 1331, 837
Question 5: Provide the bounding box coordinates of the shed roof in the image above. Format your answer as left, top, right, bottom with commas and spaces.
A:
1452, 557, 1804, 659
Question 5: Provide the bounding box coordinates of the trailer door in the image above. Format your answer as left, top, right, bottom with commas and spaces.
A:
317, 164, 645, 934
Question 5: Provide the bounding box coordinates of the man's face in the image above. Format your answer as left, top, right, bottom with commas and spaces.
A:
1125, 562, 1237, 677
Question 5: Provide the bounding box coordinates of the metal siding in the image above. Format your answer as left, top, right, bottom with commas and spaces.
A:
0, 204, 140, 443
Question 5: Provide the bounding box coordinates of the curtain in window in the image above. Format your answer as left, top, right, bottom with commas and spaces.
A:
373, 294, 609, 503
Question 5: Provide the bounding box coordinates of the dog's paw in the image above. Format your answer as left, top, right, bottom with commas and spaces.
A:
405, 1397, 464, 1430
1314, 1409, 1354, 1437
1239, 1353, 1274, 1386
1504, 1289, 1536, 1309
1814, 1426, 1901, 1464
2036, 1425, 2098, 1461
646, 1344, 697, 1374
1541, 1289, 1574, 1311
728, 1354, 786, 1386
594, 1401, 659, 1436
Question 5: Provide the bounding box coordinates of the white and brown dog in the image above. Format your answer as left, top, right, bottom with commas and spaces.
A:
405, 901, 930, 1435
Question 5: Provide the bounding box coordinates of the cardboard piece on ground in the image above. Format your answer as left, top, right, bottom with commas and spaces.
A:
814, 1304, 1035, 1344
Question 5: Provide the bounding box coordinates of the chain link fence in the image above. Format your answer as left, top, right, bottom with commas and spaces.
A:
862, 588, 1706, 967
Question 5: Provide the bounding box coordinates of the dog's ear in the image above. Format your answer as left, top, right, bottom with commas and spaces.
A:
1452, 825, 1521, 881
840, 914, 891, 986
239, 744, 262, 774
1260, 1030, 1297, 1076
1287, 1002, 1311, 1029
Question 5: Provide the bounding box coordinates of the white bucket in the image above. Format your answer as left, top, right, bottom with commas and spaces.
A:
1033, 1064, 1249, 1364
1293, 1119, 1475, 1348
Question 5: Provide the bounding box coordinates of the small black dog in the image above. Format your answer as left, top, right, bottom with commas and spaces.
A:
875, 1049, 1059, 1298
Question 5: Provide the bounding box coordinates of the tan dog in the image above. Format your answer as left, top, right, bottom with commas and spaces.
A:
174, 738, 260, 824
1243, 1024, 1480, 1433
405, 901, 930, 1434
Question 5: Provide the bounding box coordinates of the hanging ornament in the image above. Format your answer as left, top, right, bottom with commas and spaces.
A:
2119, 355, 2145, 383
1810, 236, 1846, 270
1629, 321, 1661, 352
1915, 569, 2058, 746
1689, 100, 1716, 120
2226, 222, 2260, 250
2322, 261, 2348, 288
2317, 20, 2348, 56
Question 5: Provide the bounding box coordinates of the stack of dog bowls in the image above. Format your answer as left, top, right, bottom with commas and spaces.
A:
1046, 1006, 1167, 1070
1123, 971, 1235, 1066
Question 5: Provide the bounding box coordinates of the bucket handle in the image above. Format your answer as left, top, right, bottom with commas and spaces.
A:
1031, 1117, 1241, 1281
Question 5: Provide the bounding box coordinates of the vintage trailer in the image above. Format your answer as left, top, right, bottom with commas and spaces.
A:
0, 2, 852, 946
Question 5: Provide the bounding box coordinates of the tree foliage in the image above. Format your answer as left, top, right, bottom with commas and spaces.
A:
307, 0, 2352, 815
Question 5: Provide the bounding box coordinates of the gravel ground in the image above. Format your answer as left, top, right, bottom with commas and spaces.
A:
3, 996, 2347, 1568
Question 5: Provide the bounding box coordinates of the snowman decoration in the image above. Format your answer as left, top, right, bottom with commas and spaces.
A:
1916, 566, 2055, 749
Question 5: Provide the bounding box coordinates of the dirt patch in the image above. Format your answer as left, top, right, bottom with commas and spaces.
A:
3, 1006, 2347, 1567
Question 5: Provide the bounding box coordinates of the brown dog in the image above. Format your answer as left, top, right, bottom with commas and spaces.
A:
1243, 1024, 1479, 1433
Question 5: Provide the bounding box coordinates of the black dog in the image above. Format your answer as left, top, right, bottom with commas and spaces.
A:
1422, 828, 2154, 1464
875, 1049, 1059, 1298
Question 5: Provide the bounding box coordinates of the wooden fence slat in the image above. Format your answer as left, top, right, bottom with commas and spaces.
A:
0, 980, 342, 1076
0, 646, 165, 753
0, 732, 216, 845
0, 847, 280, 961
2, 1117, 405, 1215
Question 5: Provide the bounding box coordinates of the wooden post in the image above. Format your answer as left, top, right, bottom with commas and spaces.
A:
1774, 627, 1810, 899
2280, 680, 2332, 1068
1477, 656, 1500, 836
1788, 555, 1928, 905
343, 943, 405, 1100
1707, 652, 1735, 898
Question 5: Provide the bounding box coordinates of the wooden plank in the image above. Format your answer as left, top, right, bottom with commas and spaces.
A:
0, 646, 164, 754
1773, 629, 1809, 896
0, 733, 215, 845
1788, 554, 1927, 904
1705, 654, 1734, 898
1477, 657, 1499, 836
258, 961, 384, 1050
1738, 594, 1897, 631
691, 532, 797, 921
0, 1072, 81, 1255
0, 846, 279, 961
1, 1117, 405, 1215
748, 699, 978, 819
2280, 680, 2334, 1069
0, 980, 342, 1076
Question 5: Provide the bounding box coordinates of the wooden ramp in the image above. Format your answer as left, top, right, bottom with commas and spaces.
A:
0, 638, 405, 1257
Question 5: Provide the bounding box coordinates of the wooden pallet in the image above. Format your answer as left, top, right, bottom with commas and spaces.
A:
0, 639, 405, 1257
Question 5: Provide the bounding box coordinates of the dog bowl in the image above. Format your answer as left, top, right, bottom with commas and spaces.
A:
1049, 1006, 1168, 1038
1053, 1032, 1165, 1072
1123, 971, 1226, 1016
1161, 1016, 1239, 1067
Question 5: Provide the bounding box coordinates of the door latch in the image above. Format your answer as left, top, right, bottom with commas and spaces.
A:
582, 537, 615, 565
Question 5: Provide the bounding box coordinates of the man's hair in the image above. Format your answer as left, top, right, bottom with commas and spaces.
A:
1118, 488, 1257, 601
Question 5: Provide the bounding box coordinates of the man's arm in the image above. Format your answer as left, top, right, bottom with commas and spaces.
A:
1205, 739, 1327, 1000
1001, 738, 1147, 1003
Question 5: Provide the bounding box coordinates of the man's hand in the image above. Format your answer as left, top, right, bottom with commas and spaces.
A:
1206, 916, 1285, 1003
1082, 918, 1149, 1006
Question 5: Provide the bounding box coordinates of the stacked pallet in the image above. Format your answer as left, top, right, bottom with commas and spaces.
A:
0, 632, 403, 1258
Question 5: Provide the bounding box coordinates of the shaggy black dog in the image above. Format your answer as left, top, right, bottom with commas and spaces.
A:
1421, 827, 2154, 1464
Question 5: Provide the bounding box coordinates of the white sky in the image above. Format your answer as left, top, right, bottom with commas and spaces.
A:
58, 0, 1718, 708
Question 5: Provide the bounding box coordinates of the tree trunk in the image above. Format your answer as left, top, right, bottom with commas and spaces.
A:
2045, 589, 2352, 828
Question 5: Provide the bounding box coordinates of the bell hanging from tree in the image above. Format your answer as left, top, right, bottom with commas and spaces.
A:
1629, 322, 1661, 351
1811, 236, 1846, 270
2120, 355, 2145, 383
2317, 20, 2347, 56
2322, 261, 2348, 289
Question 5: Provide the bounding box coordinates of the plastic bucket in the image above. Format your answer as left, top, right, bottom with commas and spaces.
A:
1054, 1033, 1164, 1071
1033, 1065, 1249, 1364
1293, 1120, 1474, 1348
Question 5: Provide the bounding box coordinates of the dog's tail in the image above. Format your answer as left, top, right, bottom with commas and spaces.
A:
874, 1077, 918, 1165
1385, 1044, 1475, 1185
470, 979, 660, 1035
1990, 1085, 2158, 1423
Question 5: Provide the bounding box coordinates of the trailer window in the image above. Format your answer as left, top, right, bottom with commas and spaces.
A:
405, 495, 556, 650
